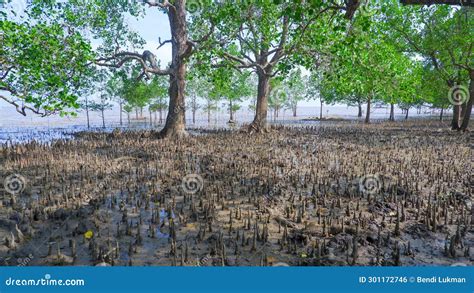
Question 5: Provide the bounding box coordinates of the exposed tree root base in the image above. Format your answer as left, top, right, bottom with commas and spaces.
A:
241, 122, 270, 134
157, 128, 189, 139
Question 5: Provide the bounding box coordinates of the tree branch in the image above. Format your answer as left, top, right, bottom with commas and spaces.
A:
95, 51, 171, 77
143, 0, 173, 9
0, 94, 54, 117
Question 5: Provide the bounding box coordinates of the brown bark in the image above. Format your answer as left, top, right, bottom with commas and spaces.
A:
119, 102, 123, 126
365, 97, 371, 124
229, 99, 234, 122
320, 99, 323, 120
159, 0, 189, 138
207, 106, 211, 125
192, 96, 197, 124
85, 97, 90, 129
460, 71, 473, 131
448, 80, 461, 130
101, 109, 105, 128
389, 103, 395, 121
149, 109, 153, 127
451, 104, 461, 130
248, 71, 270, 132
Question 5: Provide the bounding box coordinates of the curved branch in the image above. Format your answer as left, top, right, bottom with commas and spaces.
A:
0, 94, 53, 117
95, 51, 171, 77
143, 0, 173, 9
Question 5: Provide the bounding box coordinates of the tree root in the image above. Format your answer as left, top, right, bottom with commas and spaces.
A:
241, 121, 270, 134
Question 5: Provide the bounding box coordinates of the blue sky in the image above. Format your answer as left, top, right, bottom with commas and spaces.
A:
0, 0, 322, 113
125, 7, 173, 65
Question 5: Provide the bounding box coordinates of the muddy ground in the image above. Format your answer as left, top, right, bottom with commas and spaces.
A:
0, 120, 472, 266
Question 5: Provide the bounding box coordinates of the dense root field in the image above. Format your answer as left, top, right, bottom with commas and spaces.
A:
0, 121, 472, 266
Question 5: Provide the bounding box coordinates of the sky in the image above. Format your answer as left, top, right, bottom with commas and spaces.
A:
1, 0, 343, 115
111, 6, 317, 107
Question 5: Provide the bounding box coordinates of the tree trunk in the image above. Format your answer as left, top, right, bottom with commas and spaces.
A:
448, 80, 461, 130
229, 99, 234, 122
119, 102, 123, 126
208, 108, 211, 124
248, 70, 270, 132
439, 108, 444, 121
192, 97, 196, 125
365, 97, 371, 124
405, 108, 409, 120
357, 101, 362, 118
159, 0, 189, 138
460, 70, 473, 131
451, 104, 461, 129
85, 98, 90, 129
159, 109, 163, 124
389, 103, 394, 121
135, 108, 139, 120
127, 112, 130, 127
293, 105, 297, 117
320, 99, 324, 120
149, 109, 152, 128
101, 109, 105, 128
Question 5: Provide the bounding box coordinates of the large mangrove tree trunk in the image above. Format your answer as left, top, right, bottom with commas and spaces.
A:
160, 0, 190, 138
249, 70, 271, 132
365, 97, 371, 124
460, 70, 473, 131
451, 104, 461, 130
389, 103, 395, 121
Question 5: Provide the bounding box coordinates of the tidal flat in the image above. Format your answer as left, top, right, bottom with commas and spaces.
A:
0, 121, 472, 266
